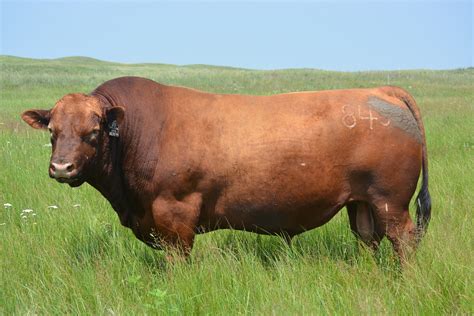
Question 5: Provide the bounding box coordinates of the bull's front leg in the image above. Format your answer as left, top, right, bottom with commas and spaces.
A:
150, 192, 203, 257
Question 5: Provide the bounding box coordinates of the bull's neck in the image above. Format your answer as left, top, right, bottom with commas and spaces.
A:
87, 87, 167, 226
86, 93, 136, 226
86, 132, 131, 225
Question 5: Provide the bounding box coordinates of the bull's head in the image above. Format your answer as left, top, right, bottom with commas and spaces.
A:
21, 93, 124, 187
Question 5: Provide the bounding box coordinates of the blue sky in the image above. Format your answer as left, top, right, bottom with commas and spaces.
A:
1, 1, 472, 71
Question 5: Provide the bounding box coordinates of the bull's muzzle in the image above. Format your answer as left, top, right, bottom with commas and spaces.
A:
49, 162, 78, 182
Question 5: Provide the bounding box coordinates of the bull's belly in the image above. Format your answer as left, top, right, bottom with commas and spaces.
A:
202, 188, 349, 235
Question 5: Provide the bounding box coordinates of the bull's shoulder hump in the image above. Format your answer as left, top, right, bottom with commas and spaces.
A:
93, 76, 166, 94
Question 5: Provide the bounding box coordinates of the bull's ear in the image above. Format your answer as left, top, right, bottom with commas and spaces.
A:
21, 109, 51, 129
104, 107, 125, 137
105, 106, 125, 125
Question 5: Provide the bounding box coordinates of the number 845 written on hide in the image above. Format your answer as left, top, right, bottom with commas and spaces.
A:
341, 104, 390, 130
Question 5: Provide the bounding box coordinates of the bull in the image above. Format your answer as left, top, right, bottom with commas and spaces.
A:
21, 76, 431, 261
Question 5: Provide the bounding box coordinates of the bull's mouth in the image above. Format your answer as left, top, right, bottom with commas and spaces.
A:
55, 177, 76, 183
52, 174, 84, 187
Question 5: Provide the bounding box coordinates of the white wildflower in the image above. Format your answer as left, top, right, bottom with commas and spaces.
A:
21, 215, 27, 219
47, 205, 58, 209
22, 209, 34, 213
3, 203, 12, 208
43, 143, 52, 147
0, 223, 6, 226
73, 204, 81, 208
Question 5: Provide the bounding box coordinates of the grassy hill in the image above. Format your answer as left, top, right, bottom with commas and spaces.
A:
0, 56, 473, 314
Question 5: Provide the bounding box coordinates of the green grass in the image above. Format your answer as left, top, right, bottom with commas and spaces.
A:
1, 55, 473, 314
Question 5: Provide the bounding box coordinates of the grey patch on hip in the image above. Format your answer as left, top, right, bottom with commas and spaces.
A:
367, 96, 422, 143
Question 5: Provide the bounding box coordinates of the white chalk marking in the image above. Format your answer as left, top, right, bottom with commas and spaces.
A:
341, 105, 357, 129
342, 103, 393, 130
380, 118, 391, 126
358, 104, 378, 130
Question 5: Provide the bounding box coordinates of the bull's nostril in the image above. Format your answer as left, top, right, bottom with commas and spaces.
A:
66, 164, 74, 172
50, 164, 56, 172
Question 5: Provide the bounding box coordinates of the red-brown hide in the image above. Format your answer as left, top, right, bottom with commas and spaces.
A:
21, 77, 431, 260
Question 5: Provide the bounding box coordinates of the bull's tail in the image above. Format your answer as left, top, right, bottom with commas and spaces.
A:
380, 86, 432, 244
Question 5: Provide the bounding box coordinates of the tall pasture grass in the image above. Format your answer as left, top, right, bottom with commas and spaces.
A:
0, 56, 472, 314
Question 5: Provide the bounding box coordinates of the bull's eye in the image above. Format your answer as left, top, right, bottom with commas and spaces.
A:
84, 129, 100, 143
48, 128, 56, 143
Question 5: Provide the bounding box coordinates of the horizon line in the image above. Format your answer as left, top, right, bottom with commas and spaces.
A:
1, 54, 472, 73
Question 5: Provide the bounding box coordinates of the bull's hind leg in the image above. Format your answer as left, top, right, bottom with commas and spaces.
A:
370, 201, 416, 263
347, 201, 384, 250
